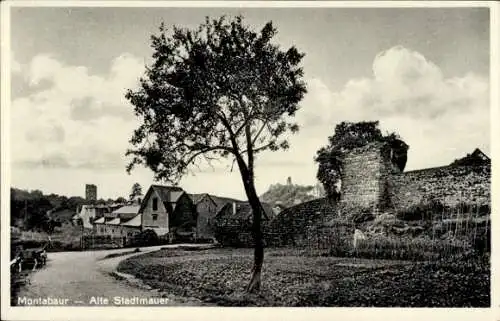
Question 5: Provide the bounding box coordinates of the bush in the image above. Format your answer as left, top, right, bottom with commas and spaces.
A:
130, 229, 159, 247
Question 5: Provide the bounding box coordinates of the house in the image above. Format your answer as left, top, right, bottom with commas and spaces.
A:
450, 148, 491, 166
213, 201, 276, 247
188, 193, 243, 241
73, 204, 111, 229
188, 193, 218, 241
138, 185, 197, 239
92, 205, 142, 243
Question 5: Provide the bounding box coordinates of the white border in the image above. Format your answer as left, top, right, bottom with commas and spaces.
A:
1, 1, 499, 321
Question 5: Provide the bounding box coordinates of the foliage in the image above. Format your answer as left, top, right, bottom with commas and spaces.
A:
129, 183, 143, 201
314, 121, 408, 198
127, 229, 160, 247
115, 196, 127, 204
10, 187, 89, 234
125, 15, 306, 183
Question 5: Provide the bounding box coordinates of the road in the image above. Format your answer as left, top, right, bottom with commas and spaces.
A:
14, 244, 205, 306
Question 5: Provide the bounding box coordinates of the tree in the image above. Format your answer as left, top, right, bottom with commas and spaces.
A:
129, 183, 143, 201
115, 196, 127, 204
315, 121, 408, 199
125, 16, 306, 292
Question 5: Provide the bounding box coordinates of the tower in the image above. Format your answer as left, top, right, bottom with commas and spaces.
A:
85, 184, 97, 202
338, 142, 402, 217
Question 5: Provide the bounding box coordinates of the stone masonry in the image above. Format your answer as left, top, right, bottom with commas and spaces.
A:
338, 142, 490, 217
338, 142, 401, 216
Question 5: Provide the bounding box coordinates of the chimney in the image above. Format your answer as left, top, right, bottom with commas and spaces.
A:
232, 202, 236, 215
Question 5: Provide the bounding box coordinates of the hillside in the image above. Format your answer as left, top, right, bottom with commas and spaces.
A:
10, 187, 89, 231
259, 182, 324, 209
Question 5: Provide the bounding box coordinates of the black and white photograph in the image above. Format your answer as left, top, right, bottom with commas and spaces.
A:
1, 1, 498, 320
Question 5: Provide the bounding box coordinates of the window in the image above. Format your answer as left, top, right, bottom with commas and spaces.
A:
152, 214, 158, 221
152, 197, 158, 211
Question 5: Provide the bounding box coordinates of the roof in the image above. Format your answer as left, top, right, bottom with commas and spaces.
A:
217, 202, 275, 222
208, 195, 244, 212
94, 217, 105, 224
182, 192, 244, 209
151, 185, 184, 202
107, 217, 121, 225
112, 205, 140, 220
188, 193, 211, 205
450, 148, 491, 167
121, 214, 142, 227
139, 185, 185, 214
471, 148, 490, 161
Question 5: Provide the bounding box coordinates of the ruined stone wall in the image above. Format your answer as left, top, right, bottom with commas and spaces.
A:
338, 143, 389, 215
337, 142, 490, 217
390, 165, 490, 211
267, 142, 490, 248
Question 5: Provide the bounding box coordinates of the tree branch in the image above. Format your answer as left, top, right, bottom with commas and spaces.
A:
250, 142, 273, 154
182, 145, 232, 167
251, 120, 267, 146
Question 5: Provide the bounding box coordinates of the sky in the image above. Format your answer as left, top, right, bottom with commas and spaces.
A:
8, 6, 491, 200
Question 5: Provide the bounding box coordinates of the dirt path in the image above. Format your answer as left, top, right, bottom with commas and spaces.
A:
14, 244, 207, 306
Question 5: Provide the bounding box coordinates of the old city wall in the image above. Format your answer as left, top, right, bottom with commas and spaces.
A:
390, 165, 490, 211
338, 142, 390, 215
267, 142, 490, 248
339, 143, 490, 217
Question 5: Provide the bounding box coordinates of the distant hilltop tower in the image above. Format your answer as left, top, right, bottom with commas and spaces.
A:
85, 184, 97, 202
287, 176, 292, 185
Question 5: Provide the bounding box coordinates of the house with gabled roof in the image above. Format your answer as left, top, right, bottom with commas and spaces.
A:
139, 185, 197, 239
189, 193, 244, 241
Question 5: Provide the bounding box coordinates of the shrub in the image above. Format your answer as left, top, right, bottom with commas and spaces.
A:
130, 229, 159, 247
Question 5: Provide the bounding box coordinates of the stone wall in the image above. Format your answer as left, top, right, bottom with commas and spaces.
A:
266, 142, 490, 248
338, 142, 490, 217
338, 142, 399, 216
391, 165, 490, 211
266, 198, 337, 246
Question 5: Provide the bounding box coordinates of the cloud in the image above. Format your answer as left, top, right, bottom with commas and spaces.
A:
10, 45, 490, 198
11, 53, 145, 170
16, 152, 71, 169
291, 45, 489, 171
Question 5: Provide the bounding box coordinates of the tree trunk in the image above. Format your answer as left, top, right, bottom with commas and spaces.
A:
244, 182, 264, 293
233, 154, 265, 293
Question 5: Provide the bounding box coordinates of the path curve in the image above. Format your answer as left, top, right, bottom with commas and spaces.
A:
15, 244, 206, 306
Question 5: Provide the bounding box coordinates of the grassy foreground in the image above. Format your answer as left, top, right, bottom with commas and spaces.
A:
117, 247, 489, 307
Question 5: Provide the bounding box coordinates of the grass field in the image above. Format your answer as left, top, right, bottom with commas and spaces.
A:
117, 247, 489, 307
